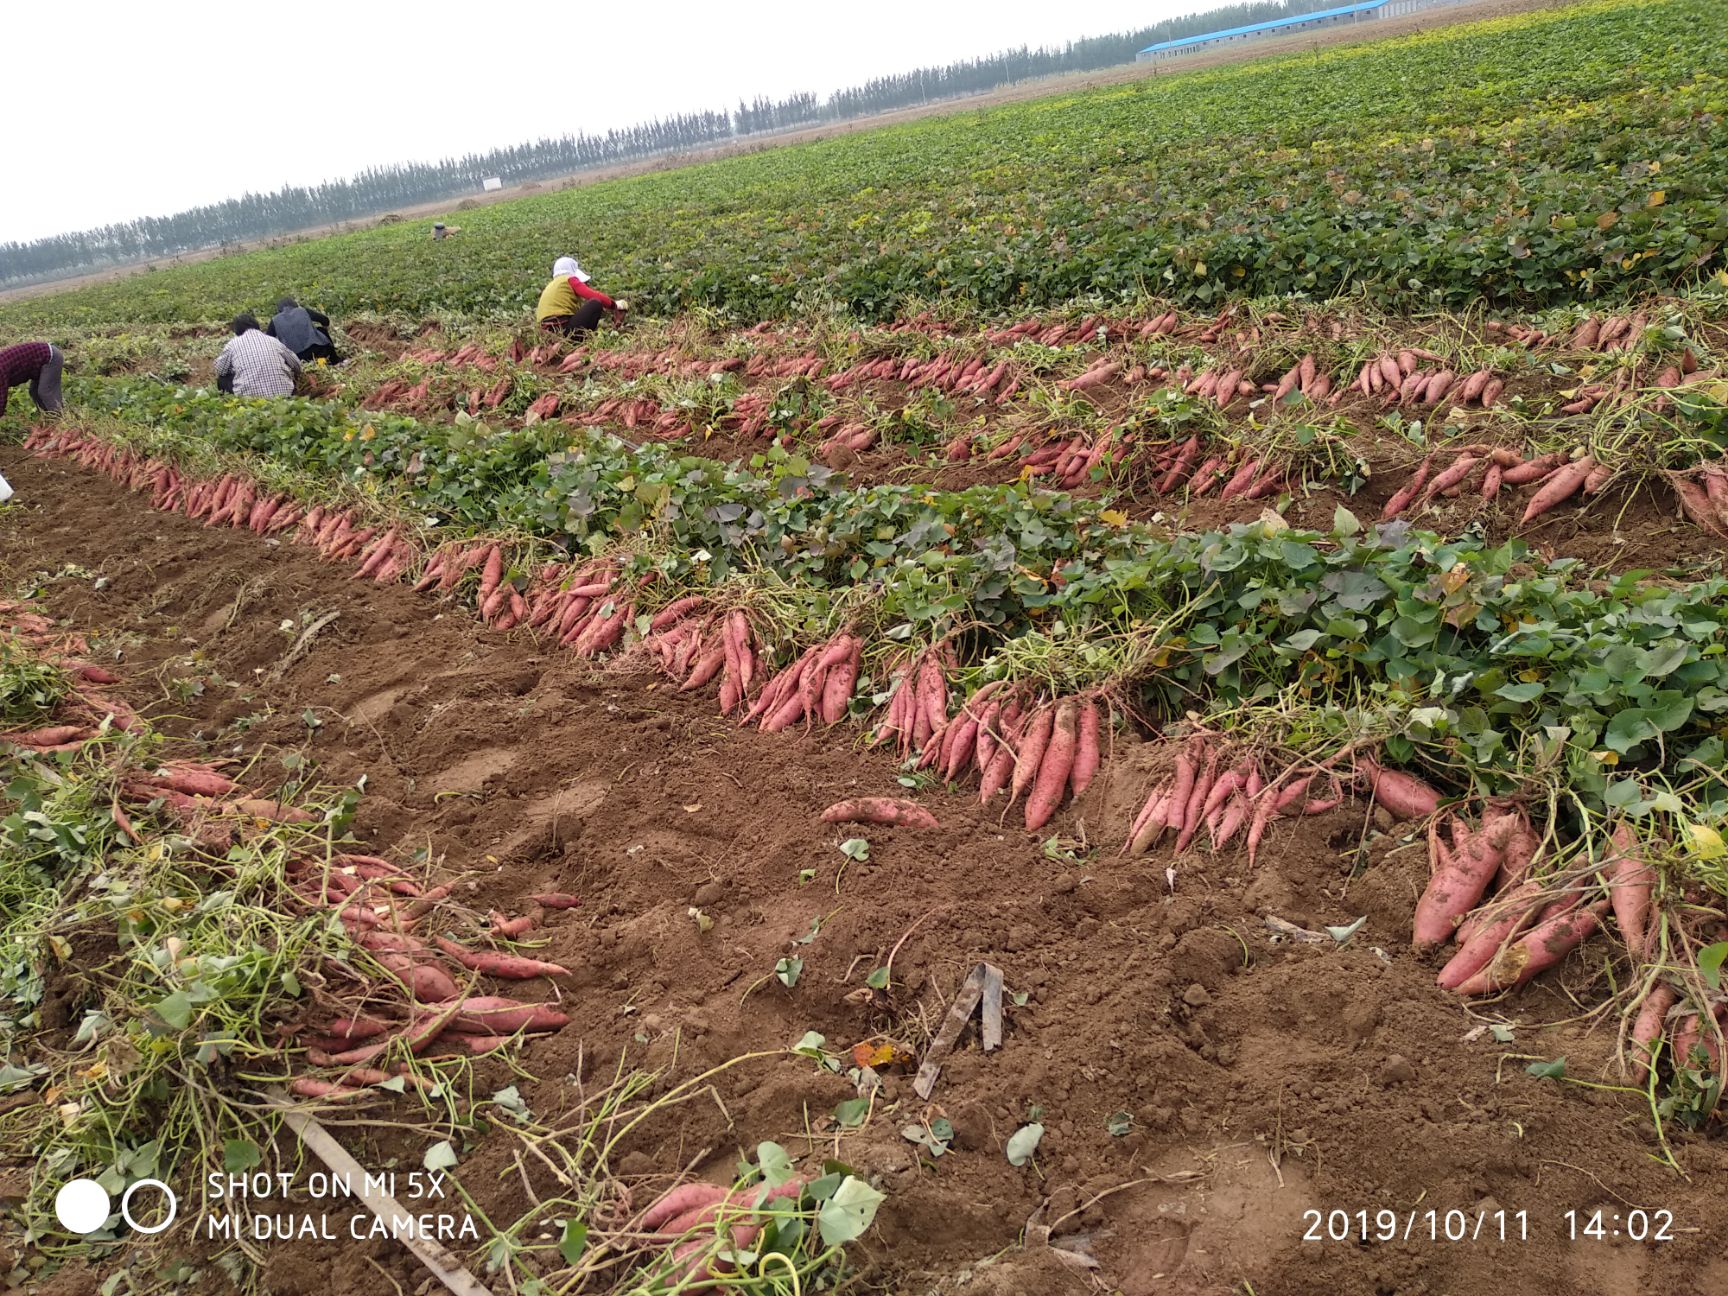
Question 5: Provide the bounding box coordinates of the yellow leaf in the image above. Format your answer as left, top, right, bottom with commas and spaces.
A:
1518, 669, 1543, 683
1193, 261, 1208, 278
1591, 750, 1619, 767
1647, 190, 1666, 208
1596, 210, 1620, 231
1685, 823, 1725, 859
1098, 509, 1129, 527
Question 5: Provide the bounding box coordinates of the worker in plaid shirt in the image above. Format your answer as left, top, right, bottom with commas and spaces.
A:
214, 314, 302, 398
0, 341, 65, 416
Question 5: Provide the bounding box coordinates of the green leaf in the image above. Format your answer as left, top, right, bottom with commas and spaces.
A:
1495, 681, 1545, 704
1604, 709, 1657, 754
1005, 1122, 1044, 1166
423, 1140, 460, 1172
152, 990, 193, 1031
817, 1176, 884, 1246
559, 1220, 588, 1266
775, 957, 803, 987
1106, 1111, 1134, 1137
866, 967, 890, 990
223, 1139, 262, 1173
1526, 1057, 1567, 1081
1699, 942, 1728, 991
839, 837, 871, 861
833, 1098, 870, 1128
757, 1141, 796, 1186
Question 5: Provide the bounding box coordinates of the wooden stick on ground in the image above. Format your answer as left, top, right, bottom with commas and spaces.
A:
263, 1088, 495, 1296
913, 961, 1005, 1100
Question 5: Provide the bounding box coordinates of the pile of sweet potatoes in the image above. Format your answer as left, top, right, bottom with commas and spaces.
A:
1379, 444, 1615, 522
1124, 735, 1349, 864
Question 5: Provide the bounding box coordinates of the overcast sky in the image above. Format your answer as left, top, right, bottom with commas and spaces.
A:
0, 0, 1194, 245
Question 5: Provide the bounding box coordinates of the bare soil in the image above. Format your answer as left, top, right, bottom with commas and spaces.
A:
0, 0, 1575, 306
5, 422, 1727, 1295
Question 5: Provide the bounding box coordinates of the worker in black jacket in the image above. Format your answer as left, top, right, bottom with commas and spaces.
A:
265, 296, 340, 364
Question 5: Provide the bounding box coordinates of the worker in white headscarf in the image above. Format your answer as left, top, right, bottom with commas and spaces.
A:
534, 256, 627, 337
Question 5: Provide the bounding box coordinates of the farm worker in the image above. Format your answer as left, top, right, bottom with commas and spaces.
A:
0, 340, 65, 417
214, 314, 302, 398
266, 297, 340, 365
535, 256, 627, 338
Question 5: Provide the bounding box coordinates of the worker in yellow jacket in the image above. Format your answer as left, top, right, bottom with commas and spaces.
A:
535, 257, 627, 337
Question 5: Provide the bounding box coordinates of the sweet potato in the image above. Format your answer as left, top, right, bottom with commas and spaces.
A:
1438, 879, 1547, 989
224, 797, 318, 824
1011, 706, 1055, 807
1456, 900, 1608, 996
1605, 824, 1656, 957
1520, 456, 1595, 522
1419, 454, 1478, 502
820, 797, 940, 830
1025, 701, 1077, 831
642, 1184, 731, 1233
531, 892, 582, 909
1630, 983, 1677, 1083
449, 996, 570, 1034
289, 1078, 366, 1101
325, 1014, 392, 1042
1125, 782, 1170, 856
1244, 788, 1277, 866
490, 911, 535, 938
1163, 747, 1198, 832
1356, 755, 1441, 819
433, 939, 571, 979
1174, 753, 1219, 854
1380, 454, 1434, 520
820, 636, 860, 725
1070, 700, 1102, 796
1500, 452, 1563, 485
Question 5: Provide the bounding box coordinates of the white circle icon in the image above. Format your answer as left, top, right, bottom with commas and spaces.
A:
54, 1179, 112, 1234
120, 1179, 177, 1235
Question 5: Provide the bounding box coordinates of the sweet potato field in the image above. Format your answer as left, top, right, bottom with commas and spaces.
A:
7, 2, 1728, 1294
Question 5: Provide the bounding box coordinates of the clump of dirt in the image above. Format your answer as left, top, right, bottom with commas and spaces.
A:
3, 443, 1726, 1295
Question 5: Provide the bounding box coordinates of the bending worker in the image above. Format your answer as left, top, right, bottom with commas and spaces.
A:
0, 340, 65, 417
266, 296, 340, 364
215, 314, 302, 397
535, 256, 626, 338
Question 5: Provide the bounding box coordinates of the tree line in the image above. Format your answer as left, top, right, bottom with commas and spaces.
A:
0, 1, 1342, 287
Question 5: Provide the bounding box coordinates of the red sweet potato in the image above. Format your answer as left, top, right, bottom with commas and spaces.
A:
1025, 701, 1077, 830
1356, 755, 1441, 819
1520, 456, 1595, 522
820, 797, 940, 830
1605, 824, 1656, 958
532, 892, 582, 909
1456, 900, 1608, 996
1630, 983, 1677, 1083
1500, 452, 1563, 485
1070, 700, 1102, 796
433, 938, 570, 978
1011, 706, 1055, 807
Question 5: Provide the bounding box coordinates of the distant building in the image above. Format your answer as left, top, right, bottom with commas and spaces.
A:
1136, 0, 1465, 62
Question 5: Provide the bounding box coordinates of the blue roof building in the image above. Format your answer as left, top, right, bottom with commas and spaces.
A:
1137, 0, 1452, 62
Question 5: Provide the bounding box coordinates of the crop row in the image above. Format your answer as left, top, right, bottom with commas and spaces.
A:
5, 0, 1723, 332
24, 419, 1728, 1109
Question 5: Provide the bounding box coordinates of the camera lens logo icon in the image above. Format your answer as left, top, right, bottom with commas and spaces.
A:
55, 1178, 177, 1236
